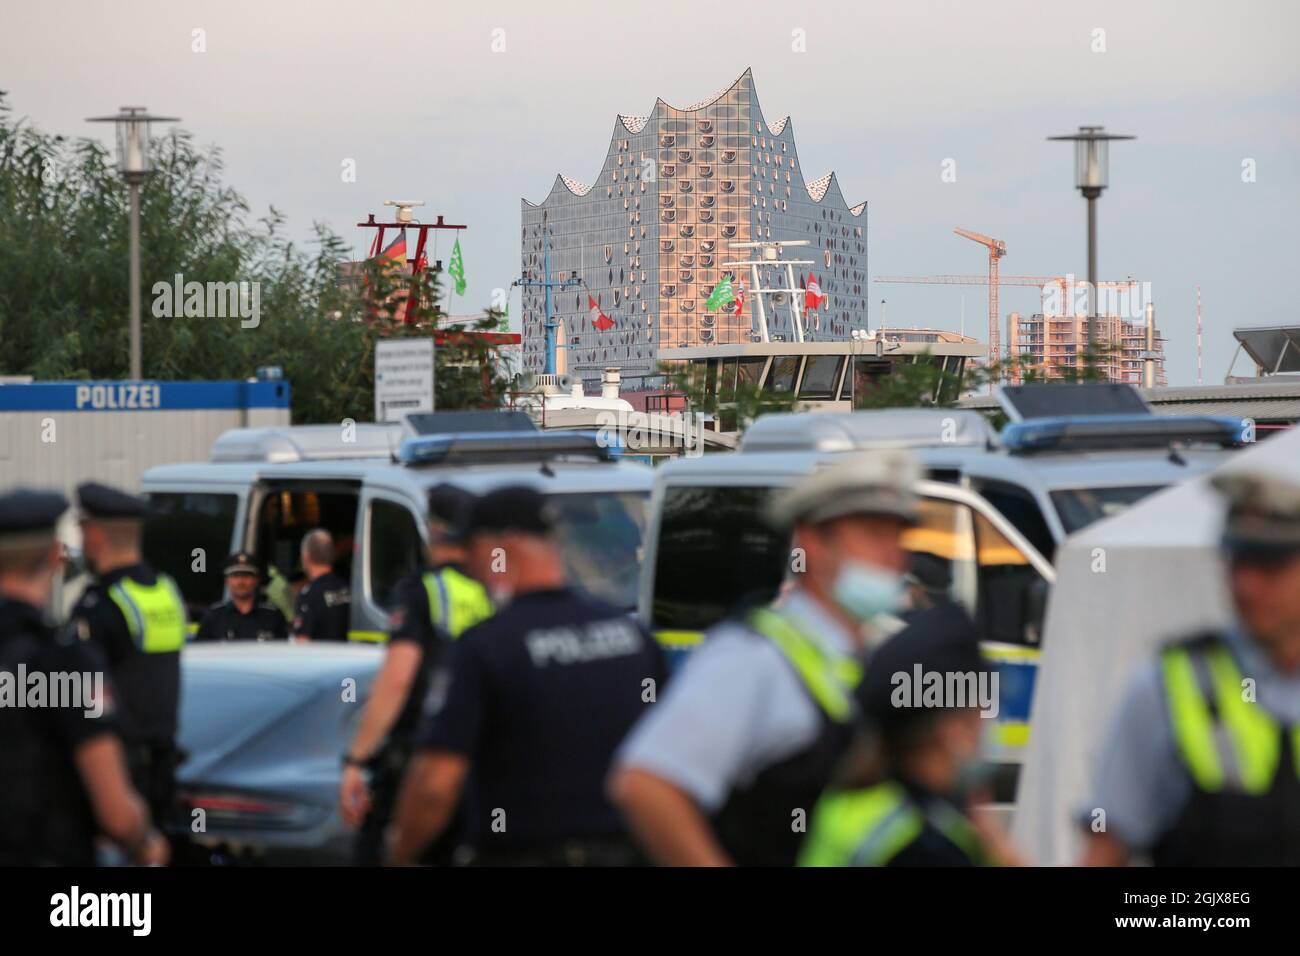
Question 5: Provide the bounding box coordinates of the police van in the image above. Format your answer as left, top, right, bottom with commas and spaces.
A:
140, 422, 651, 643
639, 392, 1247, 800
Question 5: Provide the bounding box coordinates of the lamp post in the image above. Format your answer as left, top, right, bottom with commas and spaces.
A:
87, 107, 179, 380
1047, 126, 1134, 365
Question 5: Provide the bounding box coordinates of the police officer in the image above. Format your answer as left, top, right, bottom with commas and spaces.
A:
1083, 470, 1300, 866
611, 451, 918, 866
799, 603, 1016, 866
340, 483, 493, 865
292, 528, 351, 642
0, 490, 168, 866
387, 485, 666, 866
70, 481, 187, 832
194, 552, 289, 642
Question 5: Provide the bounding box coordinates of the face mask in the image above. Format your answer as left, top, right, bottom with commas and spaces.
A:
953, 754, 996, 803
831, 561, 904, 622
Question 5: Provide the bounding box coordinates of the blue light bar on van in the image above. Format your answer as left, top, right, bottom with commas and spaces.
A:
1001, 414, 1249, 454
397, 431, 614, 466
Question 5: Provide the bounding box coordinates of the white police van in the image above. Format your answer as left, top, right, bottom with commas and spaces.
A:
639, 389, 1247, 801
141, 421, 651, 642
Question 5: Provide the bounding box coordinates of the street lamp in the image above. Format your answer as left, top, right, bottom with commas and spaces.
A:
1047, 126, 1134, 360
87, 107, 180, 380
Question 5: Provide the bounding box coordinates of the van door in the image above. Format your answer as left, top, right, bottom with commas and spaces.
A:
143, 485, 248, 625
910, 480, 1056, 799
352, 488, 426, 642
243, 478, 363, 625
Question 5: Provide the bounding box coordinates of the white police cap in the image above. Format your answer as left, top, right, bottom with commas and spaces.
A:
769, 449, 920, 529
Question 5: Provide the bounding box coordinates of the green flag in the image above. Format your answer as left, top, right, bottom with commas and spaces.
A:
705, 274, 734, 312
448, 237, 467, 296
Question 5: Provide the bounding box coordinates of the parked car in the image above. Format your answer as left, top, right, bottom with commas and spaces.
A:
172, 642, 382, 865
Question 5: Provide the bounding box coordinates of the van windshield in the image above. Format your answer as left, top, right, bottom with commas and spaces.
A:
652, 485, 787, 631
1050, 484, 1163, 534
549, 491, 648, 611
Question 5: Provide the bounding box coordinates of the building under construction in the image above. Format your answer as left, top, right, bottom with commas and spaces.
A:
1007, 311, 1167, 386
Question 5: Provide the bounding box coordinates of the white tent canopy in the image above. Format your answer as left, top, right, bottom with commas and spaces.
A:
1011, 425, 1300, 865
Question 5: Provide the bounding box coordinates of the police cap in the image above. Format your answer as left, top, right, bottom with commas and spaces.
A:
459, 485, 554, 539
858, 603, 993, 733
427, 483, 475, 534
223, 551, 261, 576
0, 489, 68, 552
1214, 471, 1300, 560
76, 482, 148, 521
769, 450, 920, 530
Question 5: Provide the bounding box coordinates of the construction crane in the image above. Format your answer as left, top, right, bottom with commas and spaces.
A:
874, 274, 1140, 314
953, 228, 1007, 366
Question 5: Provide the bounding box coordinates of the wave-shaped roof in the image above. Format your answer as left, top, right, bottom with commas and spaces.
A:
559, 175, 592, 196
526, 68, 864, 214
806, 173, 834, 202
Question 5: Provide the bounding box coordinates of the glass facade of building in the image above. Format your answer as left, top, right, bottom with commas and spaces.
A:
520, 69, 869, 386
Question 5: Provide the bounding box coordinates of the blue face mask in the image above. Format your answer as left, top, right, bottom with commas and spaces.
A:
831, 561, 905, 622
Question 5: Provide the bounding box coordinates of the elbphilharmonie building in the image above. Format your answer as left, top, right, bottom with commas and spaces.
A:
520, 69, 870, 386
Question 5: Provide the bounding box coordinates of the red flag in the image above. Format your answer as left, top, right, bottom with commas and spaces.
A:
589, 295, 614, 331
804, 272, 826, 310
733, 279, 745, 316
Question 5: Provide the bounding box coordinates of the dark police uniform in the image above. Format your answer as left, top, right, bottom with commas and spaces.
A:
353, 561, 493, 865
70, 482, 186, 828
294, 570, 351, 642
420, 584, 667, 865
194, 551, 289, 642
195, 600, 288, 642
800, 603, 994, 867
0, 490, 121, 866
193, 598, 288, 642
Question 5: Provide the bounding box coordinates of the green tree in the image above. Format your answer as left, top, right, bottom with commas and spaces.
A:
0, 93, 508, 423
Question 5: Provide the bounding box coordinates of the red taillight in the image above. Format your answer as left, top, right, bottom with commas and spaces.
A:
185, 793, 293, 815
181, 791, 308, 829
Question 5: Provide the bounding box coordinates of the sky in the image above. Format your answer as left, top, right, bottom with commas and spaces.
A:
3, 0, 1297, 385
